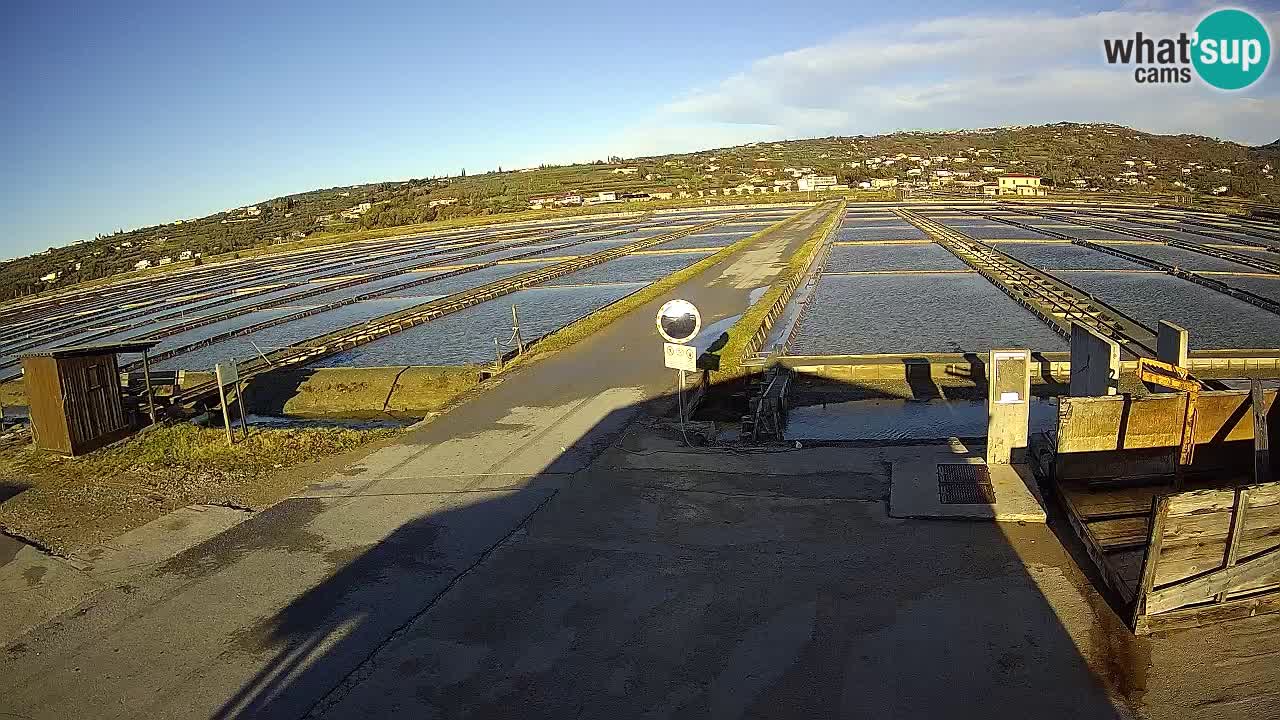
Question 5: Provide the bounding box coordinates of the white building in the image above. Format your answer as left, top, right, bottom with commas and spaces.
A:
797, 175, 838, 191
134, 259, 152, 270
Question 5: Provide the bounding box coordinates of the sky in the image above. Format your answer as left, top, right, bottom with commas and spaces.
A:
2, 0, 1277, 259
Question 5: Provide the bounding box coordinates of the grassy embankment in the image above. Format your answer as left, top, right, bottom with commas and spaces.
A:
712, 200, 845, 380
505, 204, 834, 366
0, 422, 396, 554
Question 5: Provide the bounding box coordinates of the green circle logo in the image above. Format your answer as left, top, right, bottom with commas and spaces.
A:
1193, 9, 1271, 90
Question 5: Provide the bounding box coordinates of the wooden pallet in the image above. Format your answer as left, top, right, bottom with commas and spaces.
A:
1045, 384, 1280, 634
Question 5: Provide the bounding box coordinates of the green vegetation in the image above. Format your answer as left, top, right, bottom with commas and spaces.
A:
5, 122, 1278, 303
0, 423, 396, 553
0, 380, 23, 409
714, 202, 845, 379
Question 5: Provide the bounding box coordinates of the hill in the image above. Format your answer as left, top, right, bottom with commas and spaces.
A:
4, 122, 1278, 300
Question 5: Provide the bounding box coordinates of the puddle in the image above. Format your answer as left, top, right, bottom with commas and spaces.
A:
785, 397, 1058, 441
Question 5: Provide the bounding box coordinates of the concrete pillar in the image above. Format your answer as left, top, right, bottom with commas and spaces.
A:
988, 348, 1031, 465
1157, 320, 1189, 367
1070, 322, 1120, 397
1151, 321, 1190, 393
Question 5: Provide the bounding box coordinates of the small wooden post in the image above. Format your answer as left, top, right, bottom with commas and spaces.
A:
1252, 379, 1270, 484
236, 379, 249, 440
141, 349, 156, 424
215, 362, 237, 447
217, 378, 234, 447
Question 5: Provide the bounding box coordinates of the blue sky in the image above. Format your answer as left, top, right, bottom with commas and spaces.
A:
2, 0, 1276, 259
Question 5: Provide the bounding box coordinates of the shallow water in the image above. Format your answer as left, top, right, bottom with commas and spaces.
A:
313, 283, 642, 367
951, 224, 1054, 240
988, 242, 1148, 271
836, 226, 927, 242
825, 243, 967, 272
1097, 242, 1261, 273
656, 232, 749, 250
158, 297, 428, 371
789, 274, 1068, 355
544, 252, 710, 286
1059, 271, 1280, 349
785, 397, 1057, 441
381, 262, 556, 299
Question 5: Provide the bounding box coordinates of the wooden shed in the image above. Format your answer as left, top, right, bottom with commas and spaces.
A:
19, 341, 160, 456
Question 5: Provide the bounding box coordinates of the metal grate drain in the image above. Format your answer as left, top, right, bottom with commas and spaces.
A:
938, 464, 996, 504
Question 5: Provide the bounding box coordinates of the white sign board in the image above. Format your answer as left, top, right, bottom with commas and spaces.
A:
664, 342, 698, 372
656, 299, 701, 344
215, 362, 239, 387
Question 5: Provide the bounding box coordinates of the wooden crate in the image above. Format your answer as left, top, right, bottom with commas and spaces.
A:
1043, 387, 1280, 633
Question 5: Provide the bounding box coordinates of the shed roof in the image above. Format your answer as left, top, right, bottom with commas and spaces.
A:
20, 340, 161, 359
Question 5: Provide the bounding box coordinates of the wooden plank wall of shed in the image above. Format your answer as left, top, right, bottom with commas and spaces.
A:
20, 355, 70, 454
57, 354, 127, 454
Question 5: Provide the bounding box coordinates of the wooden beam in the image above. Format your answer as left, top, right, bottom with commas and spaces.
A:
1146, 543, 1280, 615
1137, 590, 1280, 635
1215, 488, 1250, 604
1254, 379, 1271, 484
1131, 495, 1171, 630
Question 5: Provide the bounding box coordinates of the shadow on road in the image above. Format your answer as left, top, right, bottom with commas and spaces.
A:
194, 382, 1135, 720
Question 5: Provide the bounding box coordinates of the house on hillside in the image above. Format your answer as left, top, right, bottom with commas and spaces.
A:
428, 198, 459, 208
997, 174, 1045, 196
134, 259, 152, 270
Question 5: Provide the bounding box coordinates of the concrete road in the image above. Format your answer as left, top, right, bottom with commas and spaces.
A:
7, 199, 1279, 719
0, 205, 833, 720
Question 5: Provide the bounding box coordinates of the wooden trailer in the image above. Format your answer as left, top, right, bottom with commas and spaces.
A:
1035, 385, 1280, 634
19, 341, 160, 456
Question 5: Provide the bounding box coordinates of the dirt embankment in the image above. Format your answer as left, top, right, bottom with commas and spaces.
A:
0, 423, 396, 554
242, 365, 483, 418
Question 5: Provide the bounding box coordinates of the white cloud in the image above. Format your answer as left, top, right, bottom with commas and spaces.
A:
661, 9, 1280, 146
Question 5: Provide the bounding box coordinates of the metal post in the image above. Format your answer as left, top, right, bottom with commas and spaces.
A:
678, 369, 686, 423
141, 349, 156, 423
236, 379, 249, 440
495, 338, 503, 371
217, 378, 234, 447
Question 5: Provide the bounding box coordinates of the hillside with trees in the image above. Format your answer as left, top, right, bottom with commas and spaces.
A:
4, 122, 1278, 301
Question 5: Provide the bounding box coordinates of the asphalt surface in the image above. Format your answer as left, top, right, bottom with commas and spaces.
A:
7, 201, 1280, 719
0, 205, 831, 719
